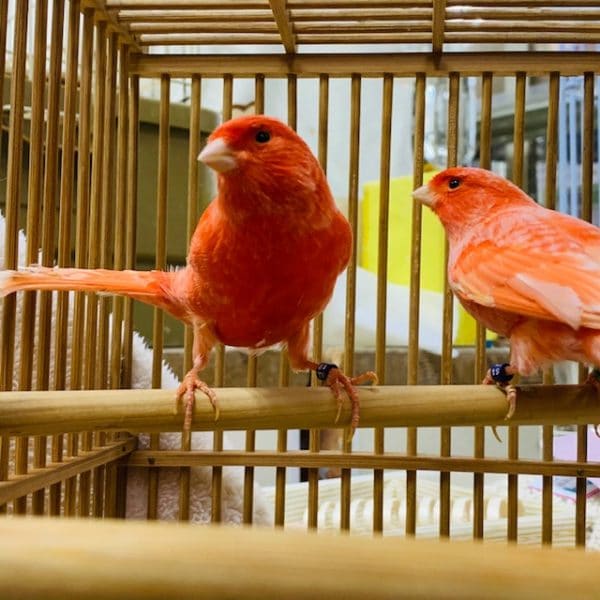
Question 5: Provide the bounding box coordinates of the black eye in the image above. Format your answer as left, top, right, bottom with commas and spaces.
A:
448, 178, 460, 189
255, 130, 270, 143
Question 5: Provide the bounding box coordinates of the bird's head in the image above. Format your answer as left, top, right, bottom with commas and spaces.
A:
198, 115, 331, 220
412, 167, 535, 238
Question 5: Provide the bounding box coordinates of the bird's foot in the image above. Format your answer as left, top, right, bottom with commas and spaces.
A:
584, 368, 600, 438
483, 363, 517, 443
176, 372, 219, 433
316, 363, 378, 435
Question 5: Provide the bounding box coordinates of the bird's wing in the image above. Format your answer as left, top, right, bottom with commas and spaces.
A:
450, 216, 600, 330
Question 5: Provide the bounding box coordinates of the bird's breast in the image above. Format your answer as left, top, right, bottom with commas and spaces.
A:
186, 215, 351, 348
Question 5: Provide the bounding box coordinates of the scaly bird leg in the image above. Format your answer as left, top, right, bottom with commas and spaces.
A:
315, 362, 378, 432
483, 362, 518, 443
286, 324, 377, 436
176, 322, 218, 432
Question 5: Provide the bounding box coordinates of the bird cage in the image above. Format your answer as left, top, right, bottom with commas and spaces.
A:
2, 1, 600, 597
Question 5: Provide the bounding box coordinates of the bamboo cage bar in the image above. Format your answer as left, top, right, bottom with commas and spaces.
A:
3, 517, 600, 600
110, 43, 131, 390
178, 74, 201, 522
507, 70, 526, 543
472, 71, 492, 541
2, 0, 600, 570
272, 74, 298, 529
25, 0, 49, 517
129, 53, 600, 79
0, 438, 136, 507
541, 72, 560, 546
405, 72, 426, 537
209, 76, 233, 525
128, 451, 600, 477
0, 0, 28, 400
2, 385, 599, 436
340, 73, 362, 532
122, 73, 140, 389
439, 71, 459, 538
147, 73, 171, 521
373, 73, 393, 535
576, 71, 595, 546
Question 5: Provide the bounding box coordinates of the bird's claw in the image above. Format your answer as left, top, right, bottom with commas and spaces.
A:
176, 376, 219, 432
317, 363, 378, 436
483, 364, 517, 443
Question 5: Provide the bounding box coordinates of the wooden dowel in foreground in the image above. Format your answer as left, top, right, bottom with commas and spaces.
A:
0, 517, 598, 600
1, 384, 599, 436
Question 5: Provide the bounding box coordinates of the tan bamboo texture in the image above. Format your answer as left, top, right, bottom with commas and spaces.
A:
1, 0, 600, 554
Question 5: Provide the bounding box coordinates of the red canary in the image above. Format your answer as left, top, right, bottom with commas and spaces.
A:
1, 115, 376, 430
413, 167, 600, 418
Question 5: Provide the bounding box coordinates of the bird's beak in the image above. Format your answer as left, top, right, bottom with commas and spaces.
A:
198, 138, 237, 173
412, 183, 435, 207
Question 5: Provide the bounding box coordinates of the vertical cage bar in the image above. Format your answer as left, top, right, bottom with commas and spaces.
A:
96, 32, 119, 391
50, 0, 79, 512
82, 19, 106, 388
0, 0, 28, 393
0, 0, 11, 513
25, 0, 48, 516
58, 0, 81, 516
440, 72, 460, 539
70, 6, 93, 393
340, 73, 361, 532
0, 0, 8, 166
473, 72, 492, 540
110, 43, 131, 389
92, 31, 119, 518
106, 42, 131, 521
507, 71, 526, 542
44, 0, 66, 516
72, 17, 108, 519
147, 73, 170, 520
312, 74, 329, 367
406, 72, 426, 536
122, 75, 140, 389
54, 0, 80, 391
244, 72, 264, 391
179, 74, 201, 522
242, 73, 265, 525
373, 73, 393, 535
211, 74, 233, 524
307, 428, 320, 530
575, 71, 594, 547
38, 0, 64, 386
542, 72, 560, 546
274, 74, 297, 528
308, 74, 329, 530
306, 73, 330, 531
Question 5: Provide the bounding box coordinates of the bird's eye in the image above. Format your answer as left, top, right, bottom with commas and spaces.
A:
255, 130, 270, 143
448, 178, 460, 190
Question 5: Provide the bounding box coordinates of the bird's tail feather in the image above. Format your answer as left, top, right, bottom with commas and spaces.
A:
0, 266, 176, 310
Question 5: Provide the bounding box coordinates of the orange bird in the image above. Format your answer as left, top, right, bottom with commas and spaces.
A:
413, 167, 600, 418
1, 115, 376, 430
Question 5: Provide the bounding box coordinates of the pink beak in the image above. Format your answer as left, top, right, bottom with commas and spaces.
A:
412, 183, 435, 207
198, 138, 237, 173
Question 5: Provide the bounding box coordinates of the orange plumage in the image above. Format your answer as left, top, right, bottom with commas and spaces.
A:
413, 167, 600, 385
0, 115, 376, 430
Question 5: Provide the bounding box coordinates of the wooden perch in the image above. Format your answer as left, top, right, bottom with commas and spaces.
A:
0, 384, 599, 436
0, 516, 598, 599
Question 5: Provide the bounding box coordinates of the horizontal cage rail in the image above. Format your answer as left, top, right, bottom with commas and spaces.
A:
0, 385, 599, 436
127, 450, 600, 478
128, 51, 600, 77
1, 517, 599, 598
0, 437, 136, 506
